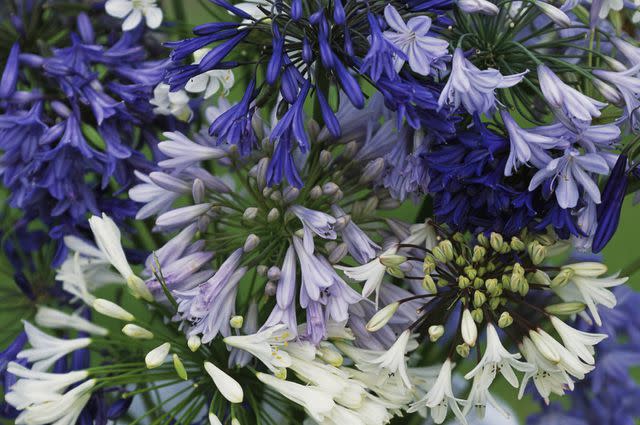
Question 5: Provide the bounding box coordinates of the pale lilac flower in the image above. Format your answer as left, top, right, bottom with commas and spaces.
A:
157, 131, 227, 169
528, 148, 610, 209
382, 5, 449, 76
174, 249, 245, 343
611, 37, 640, 66
129, 171, 186, 220
501, 111, 567, 176
534, 1, 572, 26
457, 0, 499, 15
529, 121, 620, 153
594, 63, 640, 131
438, 48, 527, 115
331, 205, 379, 264
292, 236, 334, 301
290, 205, 337, 253
538, 64, 606, 128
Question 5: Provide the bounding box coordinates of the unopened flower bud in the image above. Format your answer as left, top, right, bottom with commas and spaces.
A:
464, 266, 477, 280
331, 190, 344, 203
428, 325, 445, 342
422, 275, 437, 293
93, 299, 134, 321
319, 150, 332, 166
204, 361, 244, 403
192, 178, 205, 203
490, 232, 503, 251
472, 246, 486, 262
528, 241, 546, 265
471, 308, 484, 323
456, 343, 470, 358
127, 275, 154, 302
498, 311, 513, 328
545, 302, 586, 315
461, 309, 477, 347
593, 78, 623, 105
529, 330, 560, 363
122, 324, 153, 339
269, 190, 282, 202
510, 236, 525, 251
379, 254, 406, 267
188, 335, 201, 352
458, 275, 471, 289
457, 0, 499, 15
230, 315, 244, 329
432, 246, 447, 263
366, 302, 399, 332
534, 0, 571, 27
283, 187, 300, 203
145, 342, 171, 369
267, 208, 280, 222
243, 234, 260, 252
264, 281, 277, 296
257, 265, 268, 276
344, 141, 358, 158
243, 207, 258, 220
477, 233, 489, 247
532, 269, 551, 286
551, 268, 573, 288
322, 182, 339, 195
334, 215, 351, 231
473, 291, 487, 308
173, 354, 188, 380
309, 185, 322, 200
439, 240, 454, 261
489, 297, 501, 310
359, 158, 385, 183
423, 256, 436, 273
563, 262, 607, 277
267, 266, 281, 281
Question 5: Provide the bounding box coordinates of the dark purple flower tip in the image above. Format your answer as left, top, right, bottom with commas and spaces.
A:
315, 88, 341, 138
0, 42, 20, 99
333, 0, 346, 25
266, 25, 284, 85
593, 155, 628, 253
291, 0, 303, 20
106, 397, 134, 419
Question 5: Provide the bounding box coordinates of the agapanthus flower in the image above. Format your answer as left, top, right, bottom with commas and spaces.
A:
0, 12, 169, 244
353, 226, 623, 423
163, 0, 455, 179
128, 100, 398, 345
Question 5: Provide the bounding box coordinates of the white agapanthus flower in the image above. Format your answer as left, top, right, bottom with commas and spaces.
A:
5, 362, 89, 410
368, 329, 413, 388
35, 306, 108, 336
256, 372, 336, 423
518, 336, 574, 403
88, 213, 154, 301
150, 83, 193, 122
552, 263, 627, 325
105, 0, 163, 31
204, 361, 244, 403
17, 322, 91, 372
185, 49, 235, 99
224, 324, 294, 375
336, 246, 398, 304
409, 359, 468, 425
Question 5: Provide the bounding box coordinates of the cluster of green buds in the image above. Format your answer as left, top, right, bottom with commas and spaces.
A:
391, 227, 598, 358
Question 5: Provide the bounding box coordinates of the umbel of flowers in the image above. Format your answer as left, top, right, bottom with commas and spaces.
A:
353, 224, 627, 423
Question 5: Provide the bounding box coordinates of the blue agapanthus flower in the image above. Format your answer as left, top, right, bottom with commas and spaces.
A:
0, 12, 169, 241
164, 0, 455, 187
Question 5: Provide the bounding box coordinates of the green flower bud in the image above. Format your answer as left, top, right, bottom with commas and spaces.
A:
489, 297, 501, 310
486, 262, 496, 272
379, 254, 407, 267
477, 266, 486, 277
532, 269, 552, 286
455, 255, 466, 267
453, 232, 466, 243
471, 308, 484, 323
422, 275, 437, 293
173, 354, 188, 380
439, 240, 455, 261
477, 233, 489, 247
437, 278, 449, 287
473, 277, 484, 289
498, 311, 513, 328
472, 246, 486, 262
518, 279, 529, 296
423, 255, 436, 273
386, 265, 405, 279
485, 278, 498, 294
432, 246, 448, 263
545, 302, 586, 315
473, 291, 487, 308
528, 241, 546, 265
464, 266, 477, 280
551, 268, 574, 288
456, 343, 470, 358
366, 302, 399, 332
458, 275, 471, 289
490, 232, 504, 251
428, 325, 445, 342
510, 236, 525, 251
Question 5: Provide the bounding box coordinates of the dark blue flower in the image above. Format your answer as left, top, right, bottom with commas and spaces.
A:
592, 155, 628, 253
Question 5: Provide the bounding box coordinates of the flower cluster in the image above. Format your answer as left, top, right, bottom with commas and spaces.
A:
0, 7, 168, 244
1, 0, 640, 424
